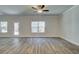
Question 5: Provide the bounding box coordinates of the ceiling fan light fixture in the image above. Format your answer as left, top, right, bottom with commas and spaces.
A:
32, 5, 49, 13
37, 10, 43, 13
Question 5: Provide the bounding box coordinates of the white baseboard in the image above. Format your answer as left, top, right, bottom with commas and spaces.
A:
60, 36, 79, 46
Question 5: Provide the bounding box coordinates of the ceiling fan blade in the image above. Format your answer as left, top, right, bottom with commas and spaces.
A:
41, 5, 45, 9
32, 7, 38, 10
43, 10, 49, 11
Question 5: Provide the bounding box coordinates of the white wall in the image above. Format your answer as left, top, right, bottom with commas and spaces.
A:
60, 6, 79, 45
0, 15, 60, 37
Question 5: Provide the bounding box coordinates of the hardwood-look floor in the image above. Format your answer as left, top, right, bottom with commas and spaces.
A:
0, 37, 79, 54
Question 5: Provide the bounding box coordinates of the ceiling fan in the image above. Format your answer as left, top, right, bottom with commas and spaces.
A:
32, 5, 49, 13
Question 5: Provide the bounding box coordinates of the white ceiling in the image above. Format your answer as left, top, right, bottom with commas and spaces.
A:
0, 5, 73, 15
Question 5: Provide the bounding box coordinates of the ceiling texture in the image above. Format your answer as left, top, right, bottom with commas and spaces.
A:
0, 5, 73, 15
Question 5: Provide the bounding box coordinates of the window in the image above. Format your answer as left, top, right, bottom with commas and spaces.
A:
14, 22, 19, 35
0, 21, 8, 33
32, 21, 45, 33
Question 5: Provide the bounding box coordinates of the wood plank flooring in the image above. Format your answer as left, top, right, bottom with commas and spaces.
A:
0, 37, 79, 54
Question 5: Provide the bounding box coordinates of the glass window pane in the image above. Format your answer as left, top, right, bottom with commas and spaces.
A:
31, 21, 45, 33
39, 22, 45, 32
0, 21, 7, 33
14, 22, 19, 35
32, 27, 38, 32
39, 21, 45, 27
32, 22, 38, 27
39, 27, 45, 32
32, 22, 39, 33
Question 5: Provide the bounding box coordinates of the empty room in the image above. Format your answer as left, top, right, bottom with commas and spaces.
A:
0, 5, 79, 54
